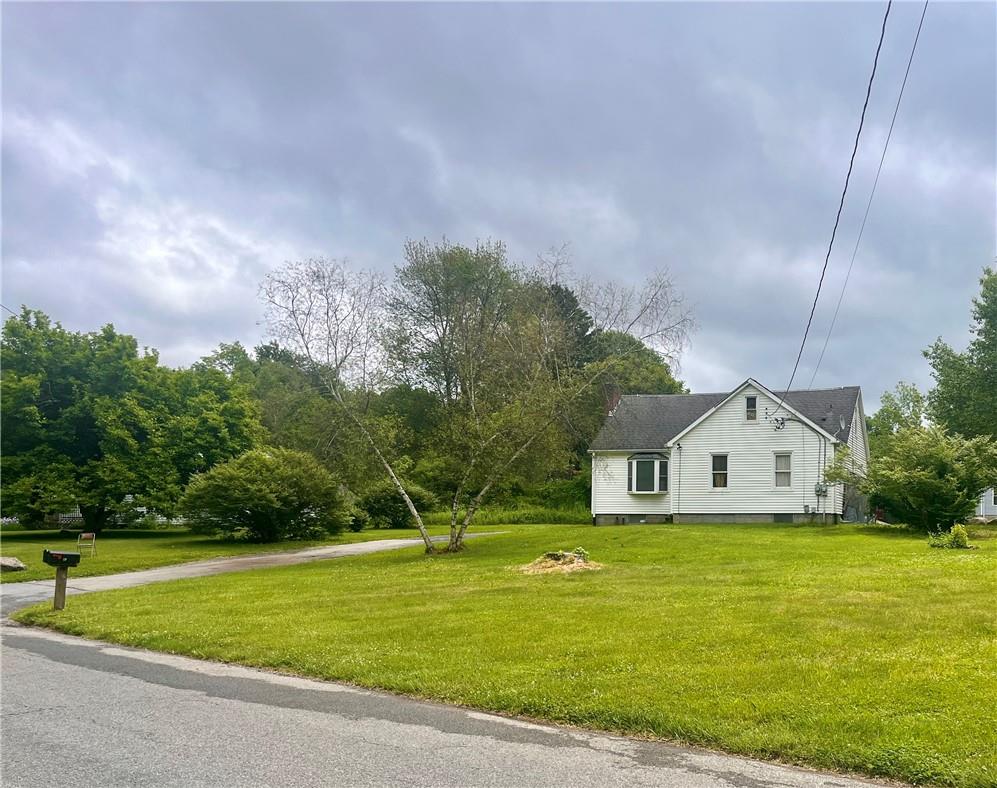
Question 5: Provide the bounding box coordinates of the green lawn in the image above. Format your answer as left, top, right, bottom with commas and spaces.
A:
15, 523, 997, 786
0, 527, 442, 583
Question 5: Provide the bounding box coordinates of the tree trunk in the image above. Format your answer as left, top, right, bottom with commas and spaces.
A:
341, 407, 436, 553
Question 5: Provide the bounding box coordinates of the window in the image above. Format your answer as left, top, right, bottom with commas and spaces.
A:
712, 454, 728, 488
745, 395, 757, 421
628, 455, 667, 493
634, 460, 655, 492
775, 452, 791, 487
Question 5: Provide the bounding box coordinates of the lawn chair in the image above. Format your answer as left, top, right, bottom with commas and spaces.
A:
77, 532, 97, 557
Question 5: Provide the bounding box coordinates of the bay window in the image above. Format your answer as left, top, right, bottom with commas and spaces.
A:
628, 454, 668, 493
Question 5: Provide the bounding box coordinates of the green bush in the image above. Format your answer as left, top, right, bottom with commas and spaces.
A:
928, 524, 973, 549
180, 448, 350, 542
361, 481, 437, 528
347, 506, 369, 533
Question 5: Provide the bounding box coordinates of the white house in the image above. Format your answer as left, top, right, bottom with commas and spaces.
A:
589, 378, 868, 524
977, 488, 997, 521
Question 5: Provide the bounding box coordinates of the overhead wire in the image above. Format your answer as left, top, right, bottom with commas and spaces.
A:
771, 0, 893, 417
807, 0, 929, 388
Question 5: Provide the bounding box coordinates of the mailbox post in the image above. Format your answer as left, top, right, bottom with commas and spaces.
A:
42, 549, 81, 610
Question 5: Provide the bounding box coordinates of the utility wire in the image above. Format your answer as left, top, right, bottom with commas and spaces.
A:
807, 0, 929, 389
772, 0, 892, 417
0, 303, 17, 316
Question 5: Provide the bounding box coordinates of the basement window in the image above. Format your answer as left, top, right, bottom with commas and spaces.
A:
628, 454, 668, 494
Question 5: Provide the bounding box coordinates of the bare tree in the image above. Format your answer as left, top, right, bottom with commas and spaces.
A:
261, 258, 436, 552
536, 247, 693, 364
578, 269, 692, 363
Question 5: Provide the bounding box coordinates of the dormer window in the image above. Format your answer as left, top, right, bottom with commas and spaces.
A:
628, 453, 668, 493
746, 395, 757, 421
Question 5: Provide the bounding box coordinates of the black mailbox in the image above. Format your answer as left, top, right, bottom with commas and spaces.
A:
42, 549, 81, 568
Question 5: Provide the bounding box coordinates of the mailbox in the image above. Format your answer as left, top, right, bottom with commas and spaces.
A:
42, 549, 81, 568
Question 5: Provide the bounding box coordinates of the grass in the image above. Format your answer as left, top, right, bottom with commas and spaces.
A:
0, 527, 443, 583
15, 523, 997, 786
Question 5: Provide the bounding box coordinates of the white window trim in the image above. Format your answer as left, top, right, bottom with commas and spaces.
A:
711, 453, 729, 490
745, 395, 758, 423
773, 451, 793, 490
628, 457, 668, 495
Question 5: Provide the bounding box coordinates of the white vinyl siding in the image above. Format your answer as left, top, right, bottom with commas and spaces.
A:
591, 452, 670, 516
668, 384, 833, 516
978, 488, 997, 517
590, 382, 867, 520
832, 393, 869, 514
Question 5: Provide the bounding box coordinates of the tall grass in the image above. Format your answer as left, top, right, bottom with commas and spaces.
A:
423, 506, 590, 526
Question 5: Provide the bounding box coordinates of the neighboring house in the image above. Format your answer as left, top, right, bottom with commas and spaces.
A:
977, 488, 997, 521
589, 378, 869, 524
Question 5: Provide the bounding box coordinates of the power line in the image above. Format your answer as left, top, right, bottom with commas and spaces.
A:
772, 0, 893, 416
0, 303, 17, 316
808, 0, 929, 388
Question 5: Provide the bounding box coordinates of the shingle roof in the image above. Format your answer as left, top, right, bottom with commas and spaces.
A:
590, 385, 861, 451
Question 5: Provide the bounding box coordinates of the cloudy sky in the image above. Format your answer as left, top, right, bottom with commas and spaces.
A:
3, 2, 994, 408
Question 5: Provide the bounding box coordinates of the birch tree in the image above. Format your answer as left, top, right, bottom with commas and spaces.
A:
260, 258, 436, 552
390, 239, 692, 551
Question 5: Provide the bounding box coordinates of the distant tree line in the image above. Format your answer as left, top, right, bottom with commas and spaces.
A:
1, 238, 691, 546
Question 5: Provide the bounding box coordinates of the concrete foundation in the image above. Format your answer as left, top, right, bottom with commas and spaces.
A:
593, 514, 672, 525
672, 513, 840, 524
593, 513, 841, 525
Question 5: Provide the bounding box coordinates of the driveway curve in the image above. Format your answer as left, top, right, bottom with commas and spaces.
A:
0, 534, 496, 617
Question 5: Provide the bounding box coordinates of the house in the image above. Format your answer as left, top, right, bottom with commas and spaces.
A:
589, 378, 868, 524
977, 488, 997, 522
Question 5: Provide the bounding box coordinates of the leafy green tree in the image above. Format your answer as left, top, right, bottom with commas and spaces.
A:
924, 268, 997, 441
560, 330, 684, 464
867, 381, 925, 459
181, 448, 349, 541
361, 480, 438, 528
826, 426, 997, 532
1, 310, 263, 530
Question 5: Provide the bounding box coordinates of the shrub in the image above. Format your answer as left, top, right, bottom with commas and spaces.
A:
929, 524, 974, 550
181, 448, 349, 542
347, 506, 369, 533
826, 427, 997, 532
361, 481, 437, 528
527, 475, 591, 509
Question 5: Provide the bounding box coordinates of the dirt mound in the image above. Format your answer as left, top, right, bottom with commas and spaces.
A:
520, 550, 602, 575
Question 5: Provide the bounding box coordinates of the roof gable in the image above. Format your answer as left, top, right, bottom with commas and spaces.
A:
589, 382, 861, 451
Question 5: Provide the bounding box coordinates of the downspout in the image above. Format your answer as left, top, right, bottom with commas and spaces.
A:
674, 443, 682, 520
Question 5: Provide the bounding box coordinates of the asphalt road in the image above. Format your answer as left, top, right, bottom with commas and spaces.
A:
1, 536, 888, 788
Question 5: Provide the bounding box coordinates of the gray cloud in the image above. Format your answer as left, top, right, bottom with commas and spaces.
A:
2, 2, 994, 407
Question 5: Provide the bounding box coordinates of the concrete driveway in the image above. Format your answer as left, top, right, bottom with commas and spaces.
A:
0, 534, 491, 617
